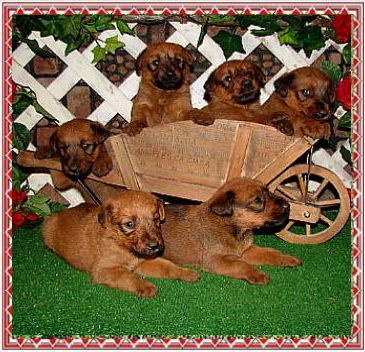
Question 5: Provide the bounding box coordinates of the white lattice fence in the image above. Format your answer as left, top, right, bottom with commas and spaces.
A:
12, 22, 351, 206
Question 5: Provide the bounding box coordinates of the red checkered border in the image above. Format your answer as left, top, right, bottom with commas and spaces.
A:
3, 2, 363, 349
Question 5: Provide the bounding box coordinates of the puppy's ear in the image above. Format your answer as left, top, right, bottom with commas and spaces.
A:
98, 203, 113, 227
34, 131, 59, 159
209, 190, 235, 217
274, 72, 295, 97
157, 199, 165, 221
90, 121, 111, 143
184, 49, 194, 68
254, 65, 266, 88
135, 48, 147, 76
203, 70, 217, 102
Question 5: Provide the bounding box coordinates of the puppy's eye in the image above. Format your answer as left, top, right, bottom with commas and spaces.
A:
253, 196, 264, 204
301, 89, 311, 97
224, 75, 232, 83
81, 143, 95, 154
124, 221, 135, 230
152, 59, 159, 66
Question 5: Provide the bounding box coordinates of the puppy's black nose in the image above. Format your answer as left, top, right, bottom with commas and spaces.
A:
68, 164, 78, 172
316, 110, 328, 119
242, 80, 253, 89
147, 242, 160, 251
166, 71, 176, 79
282, 201, 290, 212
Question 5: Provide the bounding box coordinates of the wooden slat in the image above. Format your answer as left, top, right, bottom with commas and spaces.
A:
256, 138, 314, 185
137, 174, 217, 201
109, 137, 139, 190
225, 125, 251, 182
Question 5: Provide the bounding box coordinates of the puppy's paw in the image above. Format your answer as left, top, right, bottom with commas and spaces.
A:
245, 269, 269, 285
278, 255, 301, 267
188, 109, 215, 126
271, 117, 294, 136
136, 282, 158, 298
181, 269, 200, 282
122, 121, 147, 136
300, 122, 331, 140
92, 154, 113, 177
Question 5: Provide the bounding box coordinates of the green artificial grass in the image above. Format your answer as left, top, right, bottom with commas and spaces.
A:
12, 217, 352, 338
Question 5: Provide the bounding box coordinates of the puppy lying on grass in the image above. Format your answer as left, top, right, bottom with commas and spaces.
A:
162, 177, 301, 285
42, 190, 199, 298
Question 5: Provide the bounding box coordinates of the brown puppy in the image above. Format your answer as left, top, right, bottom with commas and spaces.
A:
260, 66, 335, 139
201, 65, 334, 139
123, 43, 195, 135
193, 60, 265, 125
35, 119, 113, 187
43, 190, 199, 298
162, 177, 301, 285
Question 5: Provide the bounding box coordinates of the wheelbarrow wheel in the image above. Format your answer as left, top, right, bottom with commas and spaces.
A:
268, 164, 351, 244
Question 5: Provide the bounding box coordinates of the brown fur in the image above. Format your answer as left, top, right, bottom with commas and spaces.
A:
123, 43, 195, 135
162, 177, 301, 285
201, 65, 334, 139
34, 119, 113, 189
42, 190, 199, 298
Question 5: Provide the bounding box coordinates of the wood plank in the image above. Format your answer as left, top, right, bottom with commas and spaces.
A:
225, 125, 251, 181
255, 138, 314, 185
109, 136, 139, 190
137, 174, 217, 201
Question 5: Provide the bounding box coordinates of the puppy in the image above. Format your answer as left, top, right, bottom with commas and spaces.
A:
42, 190, 199, 298
123, 43, 195, 135
162, 177, 301, 285
259, 66, 335, 139
35, 119, 113, 189
192, 60, 265, 126
201, 64, 334, 139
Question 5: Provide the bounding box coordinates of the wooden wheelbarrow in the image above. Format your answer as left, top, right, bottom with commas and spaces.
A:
17, 119, 350, 244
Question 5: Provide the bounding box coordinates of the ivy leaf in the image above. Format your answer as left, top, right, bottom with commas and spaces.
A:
104, 35, 125, 55
93, 15, 115, 31
23, 194, 52, 217
12, 163, 28, 191
212, 30, 245, 59
23, 38, 55, 58
92, 46, 107, 64
32, 101, 58, 122
116, 19, 135, 36
53, 15, 82, 40
339, 111, 351, 129
197, 16, 209, 48
26, 194, 49, 205
12, 122, 31, 151
278, 28, 301, 46
342, 43, 351, 65
49, 202, 67, 213
340, 146, 352, 166
209, 15, 235, 24
321, 61, 343, 85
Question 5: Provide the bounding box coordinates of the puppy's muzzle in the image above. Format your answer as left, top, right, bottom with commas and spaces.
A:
265, 199, 290, 227
156, 72, 183, 90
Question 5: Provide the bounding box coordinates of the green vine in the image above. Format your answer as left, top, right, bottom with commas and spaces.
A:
12, 15, 134, 64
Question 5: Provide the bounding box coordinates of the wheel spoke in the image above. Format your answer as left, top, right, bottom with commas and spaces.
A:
276, 185, 300, 201
316, 199, 341, 207
305, 224, 311, 236
283, 220, 295, 231
313, 179, 329, 200
319, 213, 333, 226
297, 173, 307, 197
